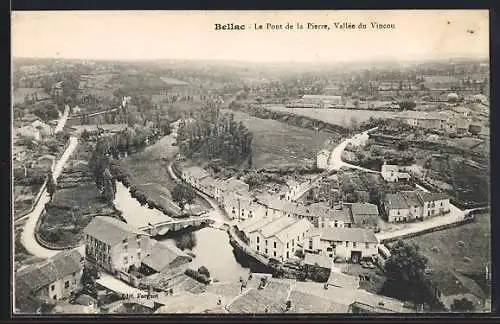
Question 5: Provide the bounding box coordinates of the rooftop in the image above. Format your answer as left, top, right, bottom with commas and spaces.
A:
384, 193, 409, 210
320, 227, 378, 244
142, 240, 192, 273
351, 203, 379, 216
183, 166, 211, 181
15, 250, 82, 306
304, 253, 333, 269
83, 216, 149, 247
415, 191, 449, 203
327, 272, 360, 289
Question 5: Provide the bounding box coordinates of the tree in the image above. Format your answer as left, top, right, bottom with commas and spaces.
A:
285, 300, 292, 312
80, 265, 99, 299
197, 266, 210, 278
451, 298, 475, 312
398, 101, 417, 110
171, 183, 197, 211
46, 171, 56, 199
381, 240, 441, 308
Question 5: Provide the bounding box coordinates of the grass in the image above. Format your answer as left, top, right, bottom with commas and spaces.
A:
224, 109, 334, 169
263, 105, 397, 127
120, 134, 211, 213
13, 88, 50, 104
404, 213, 491, 297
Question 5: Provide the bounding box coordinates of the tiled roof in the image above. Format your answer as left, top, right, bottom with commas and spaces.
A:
415, 191, 449, 203
183, 166, 210, 181
263, 199, 351, 222
260, 217, 298, 238
83, 216, 148, 246
304, 253, 333, 269
242, 217, 276, 234
15, 250, 82, 302
328, 272, 360, 289
142, 240, 191, 273
219, 178, 249, 193
351, 203, 379, 217
400, 191, 421, 208
274, 219, 313, 244
384, 193, 409, 210
321, 227, 378, 244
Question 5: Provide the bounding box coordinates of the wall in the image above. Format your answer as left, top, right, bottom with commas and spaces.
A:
334, 241, 379, 259
40, 270, 82, 300
110, 235, 151, 273
386, 207, 410, 223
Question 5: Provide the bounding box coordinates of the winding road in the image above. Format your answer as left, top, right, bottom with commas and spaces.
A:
20, 136, 83, 259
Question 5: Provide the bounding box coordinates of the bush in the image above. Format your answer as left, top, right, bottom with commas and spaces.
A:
197, 266, 210, 278
185, 268, 210, 284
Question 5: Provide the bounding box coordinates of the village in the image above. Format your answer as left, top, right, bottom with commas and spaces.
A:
12, 10, 491, 316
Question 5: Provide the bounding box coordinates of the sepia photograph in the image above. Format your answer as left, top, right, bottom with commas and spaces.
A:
11, 10, 491, 315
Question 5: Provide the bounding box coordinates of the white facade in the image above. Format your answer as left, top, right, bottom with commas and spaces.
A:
317, 150, 330, 170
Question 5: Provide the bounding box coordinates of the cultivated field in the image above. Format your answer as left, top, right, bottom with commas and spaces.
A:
224, 109, 334, 169
13, 88, 50, 104
263, 105, 397, 127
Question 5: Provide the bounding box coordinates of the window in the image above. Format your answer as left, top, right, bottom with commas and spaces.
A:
353, 242, 357, 248
122, 239, 127, 244
257, 237, 260, 243
309, 239, 313, 250
136, 235, 141, 240
257, 245, 260, 251
292, 239, 295, 246
108, 256, 111, 264
65, 281, 70, 288
265, 248, 268, 254
287, 242, 289, 249
365, 243, 369, 249
51, 285, 55, 291
274, 242, 277, 248
440, 202, 443, 206
326, 247, 333, 252
265, 240, 268, 246
124, 257, 128, 264
273, 251, 277, 257
346, 241, 349, 247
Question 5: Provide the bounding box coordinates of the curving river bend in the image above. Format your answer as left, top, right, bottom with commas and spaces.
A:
114, 181, 267, 281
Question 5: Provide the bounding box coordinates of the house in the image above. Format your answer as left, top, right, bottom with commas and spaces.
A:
75, 294, 99, 310
394, 111, 451, 131
316, 150, 330, 170
382, 193, 410, 222
301, 95, 343, 108
141, 240, 192, 274
261, 198, 352, 229
381, 163, 411, 183
217, 177, 251, 204
222, 193, 263, 221
247, 217, 314, 261
52, 81, 63, 97
14, 250, 83, 313
415, 191, 450, 218
83, 216, 151, 274
400, 191, 423, 221
307, 227, 379, 263
382, 191, 450, 222
181, 166, 211, 190
351, 203, 380, 229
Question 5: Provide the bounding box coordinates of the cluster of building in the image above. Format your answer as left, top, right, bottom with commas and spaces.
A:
286, 94, 344, 108
83, 216, 192, 281
382, 191, 450, 223
180, 164, 382, 264
381, 163, 411, 183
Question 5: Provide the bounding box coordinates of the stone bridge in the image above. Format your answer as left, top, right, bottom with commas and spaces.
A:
138, 215, 214, 237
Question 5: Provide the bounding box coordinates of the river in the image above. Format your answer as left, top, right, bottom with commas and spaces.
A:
114, 181, 267, 282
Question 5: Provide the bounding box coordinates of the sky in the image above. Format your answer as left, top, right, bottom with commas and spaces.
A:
11, 10, 489, 63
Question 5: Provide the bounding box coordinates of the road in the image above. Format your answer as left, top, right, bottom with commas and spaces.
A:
54, 105, 70, 134
327, 127, 379, 172
20, 136, 82, 259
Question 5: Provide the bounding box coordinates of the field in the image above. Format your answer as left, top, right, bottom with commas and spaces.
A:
223, 109, 334, 169
263, 106, 397, 127
404, 213, 491, 300
120, 134, 211, 214
12, 88, 50, 104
